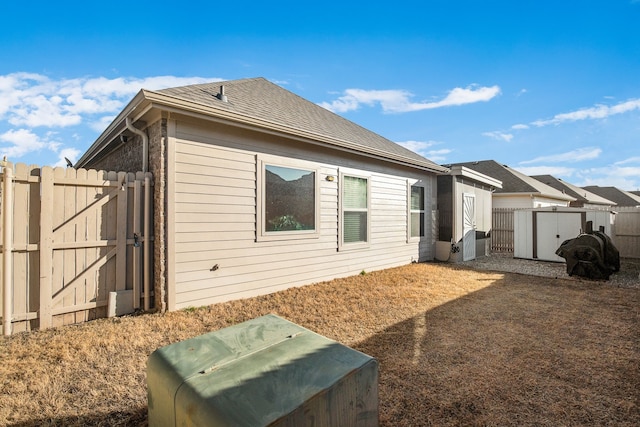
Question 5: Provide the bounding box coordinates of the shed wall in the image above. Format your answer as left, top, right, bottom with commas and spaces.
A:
513, 209, 614, 261
168, 119, 437, 308
454, 179, 493, 241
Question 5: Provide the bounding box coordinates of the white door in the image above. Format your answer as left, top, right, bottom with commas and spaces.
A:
536, 212, 582, 262
462, 193, 476, 261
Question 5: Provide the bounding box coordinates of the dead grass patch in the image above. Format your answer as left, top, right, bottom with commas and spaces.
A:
1, 262, 638, 426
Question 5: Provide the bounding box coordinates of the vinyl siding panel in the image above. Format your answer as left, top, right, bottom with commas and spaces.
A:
170, 120, 436, 309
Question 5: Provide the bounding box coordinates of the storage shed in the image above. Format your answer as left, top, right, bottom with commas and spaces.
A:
514, 207, 615, 262
436, 166, 502, 262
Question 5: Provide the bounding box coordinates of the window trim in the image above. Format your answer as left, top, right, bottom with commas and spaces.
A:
339, 170, 371, 251
407, 181, 426, 242
256, 156, 320, 242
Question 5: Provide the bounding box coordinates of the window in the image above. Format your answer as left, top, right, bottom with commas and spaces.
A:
410, 185, 425, 239
257, 159, 319, 241
341, 175, 369, 246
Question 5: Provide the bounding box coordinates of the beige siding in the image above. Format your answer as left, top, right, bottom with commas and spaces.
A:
170, 121, 436, 308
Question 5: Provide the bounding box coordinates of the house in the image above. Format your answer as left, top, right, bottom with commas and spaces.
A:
436, 165, 502, 262
582, 186, 640, 207
444, 160, 575, 208
76, 77, 449, 311
531, 175, 616, 209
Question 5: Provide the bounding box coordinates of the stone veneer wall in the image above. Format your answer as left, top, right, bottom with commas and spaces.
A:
86, 135, 143, 172
82, 119, 167, 313
148, 119, 167, 312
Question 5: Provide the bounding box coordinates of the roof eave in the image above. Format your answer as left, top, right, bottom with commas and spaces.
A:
78, 89, 450, 174
76, 90, 152, 167
143, 90, 449, 174
448, 165, 503, 188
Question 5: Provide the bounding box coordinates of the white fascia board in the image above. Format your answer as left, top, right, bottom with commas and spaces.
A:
449, 165, 502, 188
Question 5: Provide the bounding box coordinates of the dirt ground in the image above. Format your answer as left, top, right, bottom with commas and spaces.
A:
0, 260, 638, 426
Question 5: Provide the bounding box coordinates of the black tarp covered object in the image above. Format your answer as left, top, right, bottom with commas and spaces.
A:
555, 224, 620, 280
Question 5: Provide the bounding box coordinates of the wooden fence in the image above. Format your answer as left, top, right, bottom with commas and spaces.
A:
0, 162, 153, 335
491, 207, 640, 259
613, 206, 640, 259
491, 208, 515, 253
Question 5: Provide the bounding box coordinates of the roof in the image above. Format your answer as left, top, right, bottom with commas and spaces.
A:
582, 186, 640, 207
531, 175, 616, 206
77, 77, 448, 174
447, 165, 502, 188
445, 160, 575, 201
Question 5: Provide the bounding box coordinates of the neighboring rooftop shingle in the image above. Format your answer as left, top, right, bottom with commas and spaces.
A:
531, 175, 616, 206
445, 160, 574, 200
582, 186, 640, 207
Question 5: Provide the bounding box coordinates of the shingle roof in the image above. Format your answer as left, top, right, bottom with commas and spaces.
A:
582, 186, 640, 207
445, 160, 574, 200
156, 77, 446, 172
531, 175, 616, 205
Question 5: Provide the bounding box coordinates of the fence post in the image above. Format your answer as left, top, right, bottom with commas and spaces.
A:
132, 176, 142, 309
116, 172, 128, 292
39, 167, 54, 329
2, 162, 13, 335
143, 174, 151, 311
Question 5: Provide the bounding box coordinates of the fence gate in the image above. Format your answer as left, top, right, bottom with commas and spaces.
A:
1, 162, 153, 335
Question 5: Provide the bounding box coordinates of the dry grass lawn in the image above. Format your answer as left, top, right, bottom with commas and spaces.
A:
1, 262, 638, 426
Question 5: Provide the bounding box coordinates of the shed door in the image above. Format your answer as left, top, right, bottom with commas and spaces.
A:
536, 212, 582, 262
462, 193, 476, 261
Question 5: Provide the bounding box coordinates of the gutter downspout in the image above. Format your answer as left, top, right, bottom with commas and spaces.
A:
125, 117, 152, 313
125, 117, 148, 173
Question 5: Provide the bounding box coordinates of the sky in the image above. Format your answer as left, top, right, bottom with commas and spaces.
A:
1, 0, 639, 190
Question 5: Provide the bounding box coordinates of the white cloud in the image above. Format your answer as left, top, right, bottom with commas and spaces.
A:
575, 165, 640, 190
519, 147, 602, 164
90, 115, 117, 132
531, 98, 640, 127
614, 156, 640, 165
396, 139, 437, 153
0, 128, 59, 158
319, 84, 500, 113
424, 148, 453, 163
396, 140, 451, 162
513, 165, 576, 177
54, 147, 82, 168
511, 124, 529, 130
0, 72, 220, 128
0, 72, 220, 163
482, 131, 513, 142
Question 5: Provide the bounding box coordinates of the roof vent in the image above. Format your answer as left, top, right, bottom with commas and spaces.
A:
216, 85, 228, 103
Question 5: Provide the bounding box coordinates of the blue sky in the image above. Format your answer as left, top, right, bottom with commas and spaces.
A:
1, 0, 639, 190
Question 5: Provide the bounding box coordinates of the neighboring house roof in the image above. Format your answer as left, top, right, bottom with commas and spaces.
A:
631, 190, 640, 198
77, 77, 448, 174
447, 165, 502, 189
582, 186, 640, 207
531, 175, 616, 206
444, 160, 575, 201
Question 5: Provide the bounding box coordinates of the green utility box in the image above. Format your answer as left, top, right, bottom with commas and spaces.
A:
147, 314, 378, 426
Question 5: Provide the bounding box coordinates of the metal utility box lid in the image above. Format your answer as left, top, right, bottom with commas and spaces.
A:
147, 314, 378, 426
